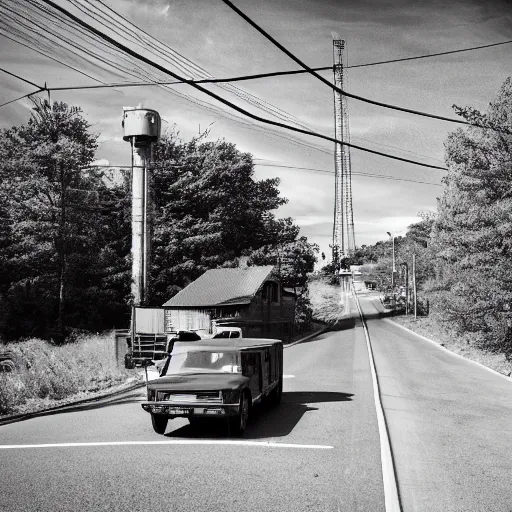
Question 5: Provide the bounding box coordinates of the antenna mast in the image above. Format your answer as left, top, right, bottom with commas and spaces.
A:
332, 38, 356, 265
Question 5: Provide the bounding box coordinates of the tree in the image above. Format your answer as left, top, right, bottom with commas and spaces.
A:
431, 77, 512, 353
149, 131, 302, 304
0, 99, 121, 342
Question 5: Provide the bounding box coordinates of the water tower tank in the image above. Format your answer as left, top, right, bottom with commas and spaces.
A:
122, 108, 161, 144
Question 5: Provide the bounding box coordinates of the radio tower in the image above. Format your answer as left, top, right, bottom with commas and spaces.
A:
332, 38, 355, 266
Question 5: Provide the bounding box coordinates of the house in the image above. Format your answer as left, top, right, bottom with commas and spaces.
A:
162, 265, 296, 341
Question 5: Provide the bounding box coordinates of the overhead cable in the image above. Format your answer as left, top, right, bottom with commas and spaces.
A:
0, 88, 43, 108
44, 34, 512, 89
87, 0, 310, 129
0, 66, 42, 89
85, 162, 442, 186
192, 38, 512, 80
0, 32, 107, 85
254, 162, 443, 186
37, 0, 447, 171
219, 0, 504, 131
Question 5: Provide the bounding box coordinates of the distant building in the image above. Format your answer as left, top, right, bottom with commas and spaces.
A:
162, 265, 296, 341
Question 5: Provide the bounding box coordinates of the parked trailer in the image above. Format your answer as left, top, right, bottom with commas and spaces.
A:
125, 333, 170, 369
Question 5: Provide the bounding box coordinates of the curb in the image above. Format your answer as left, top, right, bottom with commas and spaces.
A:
284, 326, 330, 348
384, 318, 512, 383
0, 380, 145, 427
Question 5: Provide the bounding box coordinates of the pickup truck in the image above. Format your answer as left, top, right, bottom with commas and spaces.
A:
141, 338, 283, 436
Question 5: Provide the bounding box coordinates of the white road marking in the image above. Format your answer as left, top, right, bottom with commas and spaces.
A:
283, 374, 295, 379
382, 317, 512, 383
353, 288, 402, 512
0, 440, 333, 450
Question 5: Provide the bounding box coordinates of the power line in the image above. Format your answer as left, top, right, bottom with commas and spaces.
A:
189, 38, 512, 81
220, 0, 506, 132
0, 66, 42, 89
254, 162, 443, 186
0, 88, 43, 108
85, 0, 310, 129
2, 1, 144, 86
8, 0, 311, 131
42, 34, 512, 90
0, 1, 443, 169
346, 39, 512, 69
85, 162, 442, 186
0, 32, 106, 86
7, 0, 464, 134
5, 0, 510, 138
36, 0, 448, 171
351, 135, 445, 165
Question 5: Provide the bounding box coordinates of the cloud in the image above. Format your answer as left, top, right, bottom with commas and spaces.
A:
160, 4, 170, 16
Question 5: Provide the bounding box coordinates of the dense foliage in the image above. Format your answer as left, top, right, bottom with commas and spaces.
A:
0, 109, 316, 341
148, 130, 306, 304
0, 99, 131, 342
431, 77, 512, 355
346, 78, 512, 358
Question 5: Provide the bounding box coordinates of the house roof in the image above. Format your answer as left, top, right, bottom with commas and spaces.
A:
162, 265, 275, 308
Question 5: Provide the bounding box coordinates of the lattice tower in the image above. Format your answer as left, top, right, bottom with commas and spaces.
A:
332, 39, 356, 262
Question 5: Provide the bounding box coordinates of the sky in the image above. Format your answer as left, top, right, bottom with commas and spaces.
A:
1, 0, 512, 263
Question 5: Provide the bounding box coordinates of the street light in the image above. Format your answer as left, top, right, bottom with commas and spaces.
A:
386, 232, 396, 289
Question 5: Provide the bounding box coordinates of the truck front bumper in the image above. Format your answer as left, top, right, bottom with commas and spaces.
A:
141, 401, 240, 418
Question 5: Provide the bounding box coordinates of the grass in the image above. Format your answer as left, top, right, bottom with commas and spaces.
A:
308, 278, 346, 324
0, 332, 140, 416
390, 313, 512, 378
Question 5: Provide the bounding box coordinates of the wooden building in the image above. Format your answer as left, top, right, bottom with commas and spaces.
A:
162, 265, 296, 341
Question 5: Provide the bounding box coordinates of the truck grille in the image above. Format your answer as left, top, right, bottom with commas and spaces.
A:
156, 391, 222, 403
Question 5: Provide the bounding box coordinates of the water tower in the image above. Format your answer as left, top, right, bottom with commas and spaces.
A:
122, 106, 161, 305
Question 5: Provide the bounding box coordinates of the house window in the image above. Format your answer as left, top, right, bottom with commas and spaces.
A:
262, 281, 280, 304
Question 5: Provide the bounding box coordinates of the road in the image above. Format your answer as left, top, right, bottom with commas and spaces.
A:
0, 295, 385, 512
360, 294, 512, 512
1, 292, 511, 512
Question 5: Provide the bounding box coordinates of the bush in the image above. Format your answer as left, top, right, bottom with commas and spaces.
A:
0, 332, 132, 415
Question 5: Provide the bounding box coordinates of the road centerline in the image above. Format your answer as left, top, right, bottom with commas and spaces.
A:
0, 440, 334, 450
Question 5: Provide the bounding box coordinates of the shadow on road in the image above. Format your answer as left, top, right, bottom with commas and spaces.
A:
330, 317, 356, 330
165, 390, 353, 439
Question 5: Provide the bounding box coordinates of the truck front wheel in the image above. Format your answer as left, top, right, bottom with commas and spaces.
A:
151, 414, 168, 435
229, 391, 250, 436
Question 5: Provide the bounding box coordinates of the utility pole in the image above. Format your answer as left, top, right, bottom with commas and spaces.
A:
402, 262, 409, 315
387, 232, 396, 290
413, 254, 417, 319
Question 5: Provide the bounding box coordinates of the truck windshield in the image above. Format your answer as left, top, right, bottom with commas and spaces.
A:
160, 350, 241, 376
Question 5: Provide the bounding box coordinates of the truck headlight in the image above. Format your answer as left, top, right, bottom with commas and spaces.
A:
147, 388, 156, 401
222, 389, 240, 404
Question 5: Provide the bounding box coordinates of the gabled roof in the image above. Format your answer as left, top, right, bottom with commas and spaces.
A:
162, 266, 274, 308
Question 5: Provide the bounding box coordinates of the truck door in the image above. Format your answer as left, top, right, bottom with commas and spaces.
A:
261, 348, 271, 391
241, 351, 262, 400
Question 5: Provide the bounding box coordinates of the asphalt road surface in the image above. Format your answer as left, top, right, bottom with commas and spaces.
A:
361, 294, 512, 512
0, 295, 385, 512
2, 293, 511, 512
